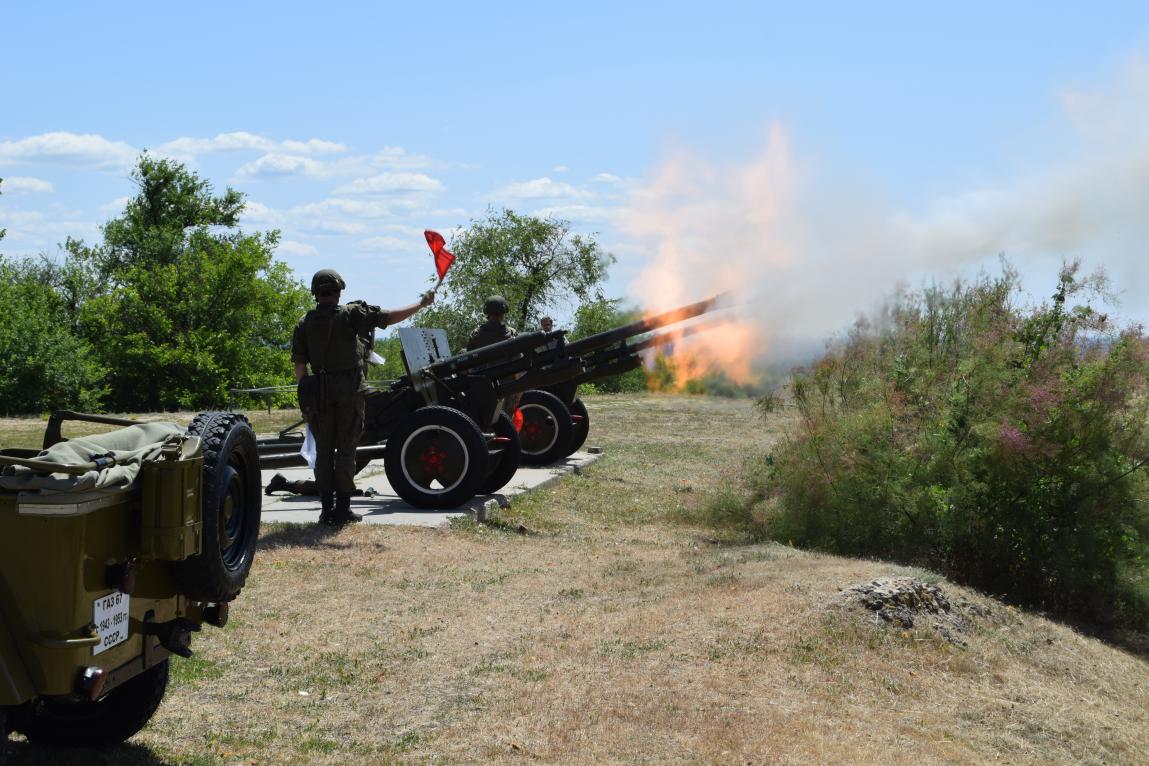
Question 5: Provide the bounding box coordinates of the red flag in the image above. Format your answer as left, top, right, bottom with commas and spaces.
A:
424, 230, 455, 280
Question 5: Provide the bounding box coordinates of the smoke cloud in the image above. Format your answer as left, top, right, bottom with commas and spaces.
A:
617, 56, 1149, 373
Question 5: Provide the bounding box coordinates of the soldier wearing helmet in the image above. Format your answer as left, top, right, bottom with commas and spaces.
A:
465, 295, 517, 351
291, 269, 434, 525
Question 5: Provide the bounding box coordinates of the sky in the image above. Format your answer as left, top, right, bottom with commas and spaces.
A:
3, 2, 1149, 362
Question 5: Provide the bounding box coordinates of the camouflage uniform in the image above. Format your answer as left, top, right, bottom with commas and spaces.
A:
465, 319, 518, 351
467, 294, 517, 350
345, 299, 377, 379
466, 296, 520, 414
291, 302, 391, 506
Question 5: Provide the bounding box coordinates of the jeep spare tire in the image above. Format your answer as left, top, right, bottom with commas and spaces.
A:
170, 412, 261, 601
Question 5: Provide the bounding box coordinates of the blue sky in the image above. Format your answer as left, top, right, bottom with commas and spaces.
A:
4, 2, 1149, 349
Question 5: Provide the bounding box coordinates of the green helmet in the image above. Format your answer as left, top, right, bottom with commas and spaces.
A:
311, 269, 346, 294
483, 295, 508, 314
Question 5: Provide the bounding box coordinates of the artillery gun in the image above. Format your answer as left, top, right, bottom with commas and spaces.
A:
256, 294, 725, 510
516, 296, 724, 465
0, 411, 261, 756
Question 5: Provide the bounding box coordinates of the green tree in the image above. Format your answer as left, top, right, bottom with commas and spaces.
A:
0, 178, 106, 413
568, 298, 648, 392
66, 155, 311, 411
418, 209, 615, 352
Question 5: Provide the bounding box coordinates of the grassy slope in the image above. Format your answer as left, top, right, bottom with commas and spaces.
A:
4, 394, 1148, 765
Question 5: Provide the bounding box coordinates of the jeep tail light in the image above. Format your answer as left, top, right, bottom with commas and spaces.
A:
79, 666, 108, 701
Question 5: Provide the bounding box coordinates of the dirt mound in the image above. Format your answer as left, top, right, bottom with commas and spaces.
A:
840, 577, 991, 646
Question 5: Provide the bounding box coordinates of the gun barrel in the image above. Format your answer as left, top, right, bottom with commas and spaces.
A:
424, 330, 562, 377
495, 357, 584, 398
563, 293, 728, 356
627, 318, 721, 354
561, 317, 726, 387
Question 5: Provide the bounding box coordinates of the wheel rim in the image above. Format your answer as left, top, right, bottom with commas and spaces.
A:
220, 461, 250, 570
519, 404, 559, 455
400, 424, 471, 495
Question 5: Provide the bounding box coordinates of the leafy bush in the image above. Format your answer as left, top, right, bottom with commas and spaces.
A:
723, 263, 1149, 628
0, 256, 106, 414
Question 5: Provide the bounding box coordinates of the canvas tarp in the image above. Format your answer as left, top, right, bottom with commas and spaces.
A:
0, 422, 185, 493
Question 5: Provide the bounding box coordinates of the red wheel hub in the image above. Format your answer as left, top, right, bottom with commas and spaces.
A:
418, 445, 447, 474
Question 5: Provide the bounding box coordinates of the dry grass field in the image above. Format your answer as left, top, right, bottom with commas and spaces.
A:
5, 394, 1149, 765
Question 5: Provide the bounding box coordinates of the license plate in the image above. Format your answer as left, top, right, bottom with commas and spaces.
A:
92, 591, 130, 655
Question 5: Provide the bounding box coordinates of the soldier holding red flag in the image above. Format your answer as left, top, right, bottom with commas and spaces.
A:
291, 269, 433, 525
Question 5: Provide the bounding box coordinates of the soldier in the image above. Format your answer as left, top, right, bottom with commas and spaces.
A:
466, 295, 523, 417
264, 473, 376, 498
466, 295, 517, 351
291, 269, 433, 525
536, 315, 561, 352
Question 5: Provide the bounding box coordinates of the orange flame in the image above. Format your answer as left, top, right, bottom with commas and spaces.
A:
621, 123, 796, 390
643, 318, 763, 391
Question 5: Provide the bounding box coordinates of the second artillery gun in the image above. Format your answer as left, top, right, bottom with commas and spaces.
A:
256, 294, 725, 509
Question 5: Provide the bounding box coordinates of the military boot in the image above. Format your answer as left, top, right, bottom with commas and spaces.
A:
331, 492, 363, 525
318, 492, 337, 526
264, 473, 289, 496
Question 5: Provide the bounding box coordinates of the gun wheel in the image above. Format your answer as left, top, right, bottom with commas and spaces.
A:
561, 397, 591, 458
518, 390, 574, 466
385, 406, 489, 508
480, 411, 523, 495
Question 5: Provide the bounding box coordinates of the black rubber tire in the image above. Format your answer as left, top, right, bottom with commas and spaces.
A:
518, 390, 574, 466
480, 412, 523, 495
171, 412, 262, 602
385, 406, 489, 509
19, 658, 169, 748
1, 705, 7, 765
562, 397, 591, 459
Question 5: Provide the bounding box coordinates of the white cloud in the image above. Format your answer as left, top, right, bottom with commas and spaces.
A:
334, 173, 445, 195
277, 240, 320, 257
368, 146, 437, 170
591, 172, 627, 186
429, 207, 469, 218
0, 209, 44, 227
295, 218, 371, 235
533, 204, 615, 223
358, 235, 411, 251
240, 200, 286, 225
0, 132, 138, 170
229, 143, 448, 181
2, 176, 54, 195
293, 197, 399, 219
158, 132, 348, 159
234, 154, 326, 179
99, 196, 132, 214
492, 176, 596, 202
0, 209, 99, 254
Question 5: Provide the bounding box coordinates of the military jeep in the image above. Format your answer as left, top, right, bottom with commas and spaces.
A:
0, 410, 261, 758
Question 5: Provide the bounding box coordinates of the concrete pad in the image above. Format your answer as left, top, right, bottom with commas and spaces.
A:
259, 450, 601, 527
